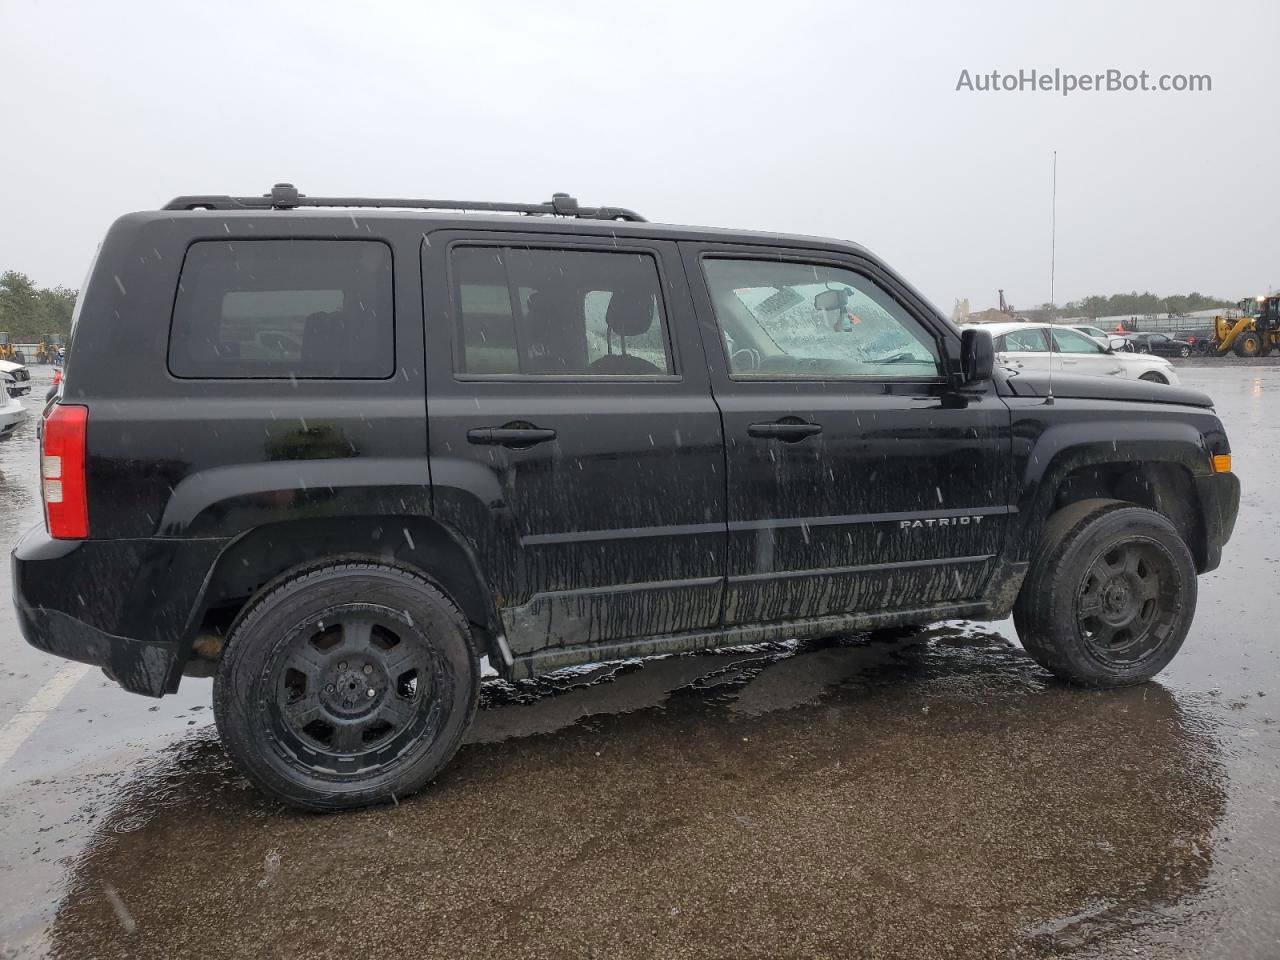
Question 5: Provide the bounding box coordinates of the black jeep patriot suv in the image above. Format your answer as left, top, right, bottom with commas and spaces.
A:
12, 185, 1240, 809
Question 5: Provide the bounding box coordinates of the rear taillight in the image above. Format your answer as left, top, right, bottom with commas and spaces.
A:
41, 404, 89, 539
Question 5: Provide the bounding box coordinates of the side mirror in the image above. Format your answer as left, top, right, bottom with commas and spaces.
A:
1107, 336, 1126, 352
959, 328, 994, 383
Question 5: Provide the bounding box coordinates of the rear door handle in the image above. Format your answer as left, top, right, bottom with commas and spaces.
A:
467, 424, 558, 448
748, 419, 822, 441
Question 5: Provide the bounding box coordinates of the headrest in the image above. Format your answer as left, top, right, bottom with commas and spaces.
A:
606, 289, 655, 338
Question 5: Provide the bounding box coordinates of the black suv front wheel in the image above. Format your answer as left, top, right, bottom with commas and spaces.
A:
1013, 500, 1196, 687
213, 562, 479, 810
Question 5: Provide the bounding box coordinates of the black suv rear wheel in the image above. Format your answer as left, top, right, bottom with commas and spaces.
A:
1013, 500, 1196, 687
213, 562, 479, 810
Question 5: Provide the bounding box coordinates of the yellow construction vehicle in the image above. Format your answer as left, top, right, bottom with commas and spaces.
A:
1213, 296, 1280, 357
35, 334, 66, 365
0, 332, 24, 363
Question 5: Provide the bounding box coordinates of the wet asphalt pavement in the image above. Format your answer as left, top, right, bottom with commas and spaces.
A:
1, 364, 1277, 959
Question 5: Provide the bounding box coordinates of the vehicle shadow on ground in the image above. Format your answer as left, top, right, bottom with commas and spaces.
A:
43, 628, 1226, 960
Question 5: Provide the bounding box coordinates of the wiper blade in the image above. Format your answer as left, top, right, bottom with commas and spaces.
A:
866, 353, 925, 364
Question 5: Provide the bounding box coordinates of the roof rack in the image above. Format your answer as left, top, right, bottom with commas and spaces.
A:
162, 183, 647, 222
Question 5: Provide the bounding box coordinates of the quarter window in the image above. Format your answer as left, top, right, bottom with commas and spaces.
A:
169, 240, 394, 379
451, 247, 673, 377
701, 259, 941, 379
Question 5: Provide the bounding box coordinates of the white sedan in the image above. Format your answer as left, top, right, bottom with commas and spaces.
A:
0, 357, 31, 396
0, 371, 29, 441
967, 321, 1180, 385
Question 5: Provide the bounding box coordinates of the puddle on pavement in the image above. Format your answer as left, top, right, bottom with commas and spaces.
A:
5, 626, 1230, 960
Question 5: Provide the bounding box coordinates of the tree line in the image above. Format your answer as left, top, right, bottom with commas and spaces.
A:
1032, 291, 1234, 322
0, 271, 77, 340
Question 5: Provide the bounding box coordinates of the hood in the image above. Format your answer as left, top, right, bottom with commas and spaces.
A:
1000, 372, 1213, 407
0, 359, 25, 374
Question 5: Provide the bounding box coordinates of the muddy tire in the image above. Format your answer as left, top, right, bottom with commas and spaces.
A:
1234, 332, 1262, 358
1013, 500, 1196, 687
213, 562, 479, 811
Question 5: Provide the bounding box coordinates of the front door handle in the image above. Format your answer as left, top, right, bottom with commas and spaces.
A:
748, 418, 822, 442
467, 423, 558, 448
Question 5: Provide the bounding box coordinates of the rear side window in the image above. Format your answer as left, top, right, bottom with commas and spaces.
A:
169, 240, 394, 378
450, 246, 673, 377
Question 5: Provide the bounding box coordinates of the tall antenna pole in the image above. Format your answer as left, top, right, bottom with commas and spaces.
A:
1050, 151, 1057, 308
1045, 150, 1057, 406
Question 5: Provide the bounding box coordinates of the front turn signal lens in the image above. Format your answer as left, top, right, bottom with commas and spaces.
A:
1212, 454, 1232, 473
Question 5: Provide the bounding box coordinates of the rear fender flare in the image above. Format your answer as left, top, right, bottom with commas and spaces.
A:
173, 512, 509, 689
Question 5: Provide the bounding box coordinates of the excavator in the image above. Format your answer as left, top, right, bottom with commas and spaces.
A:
1213, 295, 1280, 357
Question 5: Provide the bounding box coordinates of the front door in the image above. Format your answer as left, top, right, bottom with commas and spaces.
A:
682, 244, 1013, 625
1050, 326, 1124, 377
422, 232, 725, 657
994, 326, 1053, 375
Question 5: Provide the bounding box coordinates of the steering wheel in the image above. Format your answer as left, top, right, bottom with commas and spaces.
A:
731, 347, 761, 371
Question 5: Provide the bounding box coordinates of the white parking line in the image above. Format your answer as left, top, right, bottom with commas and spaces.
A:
0, 661, 91, 771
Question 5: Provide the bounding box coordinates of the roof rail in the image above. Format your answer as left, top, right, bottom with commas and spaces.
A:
162, 183, 647, 222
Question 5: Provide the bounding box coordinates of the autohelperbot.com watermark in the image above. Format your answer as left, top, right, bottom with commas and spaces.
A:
955, 68, 1211, 96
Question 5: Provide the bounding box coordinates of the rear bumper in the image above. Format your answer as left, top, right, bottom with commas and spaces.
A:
1194, 471, 1240, 573
11, 526, 226, 697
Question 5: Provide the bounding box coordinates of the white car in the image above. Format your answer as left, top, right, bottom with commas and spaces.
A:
0, 357, 31, 397
0, 371, 29, 441
966, 321, 1180, 385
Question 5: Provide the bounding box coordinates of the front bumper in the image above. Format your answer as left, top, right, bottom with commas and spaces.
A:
11, 526, 225, 697
1194, 471, 1240, 573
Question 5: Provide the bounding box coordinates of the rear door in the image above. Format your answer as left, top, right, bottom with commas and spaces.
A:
422, 232, 725, 657
682, 243, 1013, 625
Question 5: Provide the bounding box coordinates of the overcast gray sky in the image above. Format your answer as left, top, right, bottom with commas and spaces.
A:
2, 0, 1276, 311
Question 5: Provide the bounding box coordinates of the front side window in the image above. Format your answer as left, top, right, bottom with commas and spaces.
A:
997, 328, 1049, 352
701, 258, 941, 379
169, 240, 394, 378
1051, 328, 1105, 355
451, 247, 672, 377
